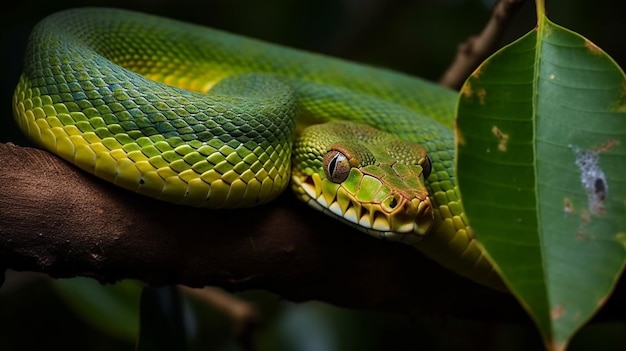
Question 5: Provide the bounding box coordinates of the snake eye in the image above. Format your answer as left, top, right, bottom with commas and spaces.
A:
422, 154, 432, 179
323, 150, 351, 183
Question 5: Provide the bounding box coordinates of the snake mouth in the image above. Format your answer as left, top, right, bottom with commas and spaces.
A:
294, 173, 434, 244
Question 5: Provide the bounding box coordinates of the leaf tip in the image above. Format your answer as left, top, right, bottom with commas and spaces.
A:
550, 304, 565, 320
548, 338, 568, 351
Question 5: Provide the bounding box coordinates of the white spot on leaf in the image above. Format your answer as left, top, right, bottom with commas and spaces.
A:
570, 145, 608, 215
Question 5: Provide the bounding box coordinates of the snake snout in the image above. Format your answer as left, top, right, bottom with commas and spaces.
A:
369, 195, 433, 246
412, 196, 434, 236
293, 171, 434, 241
381, 193, 433, 235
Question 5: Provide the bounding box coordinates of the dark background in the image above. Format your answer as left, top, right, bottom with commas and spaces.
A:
2, 0, 626, 143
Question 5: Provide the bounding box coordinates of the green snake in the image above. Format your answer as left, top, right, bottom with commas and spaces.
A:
13, 8, 503, 289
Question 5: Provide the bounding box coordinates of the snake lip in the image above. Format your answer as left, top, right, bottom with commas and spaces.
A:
296, 173, 434, 240
413, 196, 434, 235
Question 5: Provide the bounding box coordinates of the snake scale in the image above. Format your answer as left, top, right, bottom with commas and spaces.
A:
12, 7, 503, 289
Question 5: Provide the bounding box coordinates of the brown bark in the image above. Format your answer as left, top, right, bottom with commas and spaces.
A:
1, 143, 624, 323
0, 143, 517, 318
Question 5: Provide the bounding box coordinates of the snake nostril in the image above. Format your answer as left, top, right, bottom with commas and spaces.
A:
388, 196, 398, 209
382, 194, 402, 212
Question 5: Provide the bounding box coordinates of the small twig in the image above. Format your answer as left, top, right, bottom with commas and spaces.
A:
179, 286, 259, 336
439, 0, 528, 90
180, 286, 259, 351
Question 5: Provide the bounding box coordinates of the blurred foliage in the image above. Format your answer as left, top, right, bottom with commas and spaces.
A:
2, 0, 626, 350
54, 278, 142, 341
2, 272, 625, 350
2, 0, 626, 142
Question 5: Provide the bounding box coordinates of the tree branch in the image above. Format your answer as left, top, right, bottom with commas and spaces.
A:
1, 142, 624, 323
0, 143, 515, 317
439, 0, 528, 90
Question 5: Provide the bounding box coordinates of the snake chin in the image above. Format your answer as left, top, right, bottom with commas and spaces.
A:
294, 173, 434, 244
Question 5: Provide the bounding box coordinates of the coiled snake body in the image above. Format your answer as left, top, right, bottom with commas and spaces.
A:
13, 8, 502, 288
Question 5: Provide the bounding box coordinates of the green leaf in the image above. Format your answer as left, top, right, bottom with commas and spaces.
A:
456, 9, 626, 351
54, 278, 142, 341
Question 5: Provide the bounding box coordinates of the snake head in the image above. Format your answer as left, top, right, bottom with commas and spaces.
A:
292, 121, 434, 245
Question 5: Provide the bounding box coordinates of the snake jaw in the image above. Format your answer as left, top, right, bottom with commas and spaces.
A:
413, 197, 434, 235
293, 172, 434, 242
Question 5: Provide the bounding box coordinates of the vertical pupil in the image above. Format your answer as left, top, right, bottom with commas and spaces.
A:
328, 153, 339, 177
423, 155, 432, 178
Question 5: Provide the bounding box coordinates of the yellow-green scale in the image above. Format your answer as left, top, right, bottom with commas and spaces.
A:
13, 7, 504, 289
